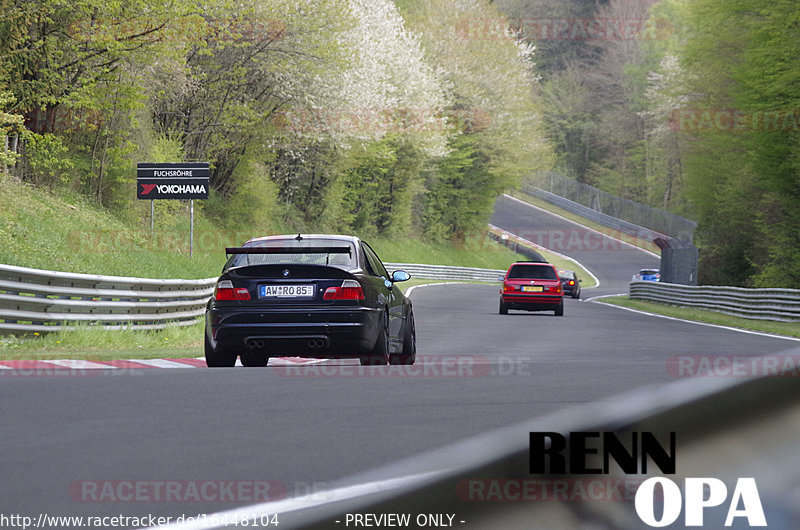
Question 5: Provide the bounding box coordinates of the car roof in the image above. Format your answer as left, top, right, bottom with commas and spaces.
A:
508, 262, 557, 271
245, 234, 362, 245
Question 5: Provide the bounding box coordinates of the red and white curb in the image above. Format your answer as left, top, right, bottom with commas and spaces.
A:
0, 357, 337, 370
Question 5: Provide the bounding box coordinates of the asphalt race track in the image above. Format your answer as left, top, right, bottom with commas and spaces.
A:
1, 196, 796, 528
490, 194, 661, 296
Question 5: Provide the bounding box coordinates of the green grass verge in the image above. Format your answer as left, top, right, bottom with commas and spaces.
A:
0, 178, 532, 278
599, 295, 800, 339
508, 189, 661, 254
0, 178, 229, 278
0, 322, 205, 360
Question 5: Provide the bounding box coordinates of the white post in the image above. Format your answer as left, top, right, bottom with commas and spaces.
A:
190, 199, 194, 258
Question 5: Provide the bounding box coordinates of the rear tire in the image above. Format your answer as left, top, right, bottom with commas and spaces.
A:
554, 303, 564, 316
361, 311, 390, 366
499, 299, 508, 315
390, 309, 416, 365
204, 333, 237, 367
241, 351, 269, 367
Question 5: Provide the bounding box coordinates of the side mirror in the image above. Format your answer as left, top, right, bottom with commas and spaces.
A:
578, 279, 582, 283
391, 270, 411, 283
497, 275, 506, 282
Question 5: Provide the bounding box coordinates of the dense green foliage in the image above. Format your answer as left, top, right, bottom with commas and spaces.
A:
6, 0, 794, 288
0, 0, 552, 255
495, 0, 800, 287
677, 0, 800, 287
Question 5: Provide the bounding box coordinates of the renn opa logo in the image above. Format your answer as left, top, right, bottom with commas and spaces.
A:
529, 432, 766, 527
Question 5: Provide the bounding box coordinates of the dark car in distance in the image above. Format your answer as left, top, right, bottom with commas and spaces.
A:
204, 234, 415, 367
499, 262, 564, 316
557, 269, 582, 299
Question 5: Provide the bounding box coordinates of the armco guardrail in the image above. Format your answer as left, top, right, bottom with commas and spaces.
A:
0, 262, 505, 334
630, 280, 800, 322
384, 263, 504, 283
520, 184, 671, 243
531, 172, 698, 241
516, 186, 699, 285
0, 263, 217, 334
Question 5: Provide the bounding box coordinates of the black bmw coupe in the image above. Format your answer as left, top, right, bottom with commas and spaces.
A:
204, 234, 415, 367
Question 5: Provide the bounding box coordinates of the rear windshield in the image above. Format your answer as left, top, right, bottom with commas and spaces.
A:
508, 264, 557, 280
229, 239, 357, 269
558, 270, 575, 279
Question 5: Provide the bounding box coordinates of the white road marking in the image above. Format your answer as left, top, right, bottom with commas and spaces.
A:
268, 357, 332, 366
405, 282, 465, 298
593, 297, 800, 342
45, 359, 117, 369
125, 358, 199, 368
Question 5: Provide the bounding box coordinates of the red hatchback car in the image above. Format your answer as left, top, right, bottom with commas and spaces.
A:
499, 262, 564, 316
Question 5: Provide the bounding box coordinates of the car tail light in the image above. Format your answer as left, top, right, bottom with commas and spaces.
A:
215, 280, 251, 301
503, 283, 516, 293
569, 280, 575, 285
323, 280, 365, 301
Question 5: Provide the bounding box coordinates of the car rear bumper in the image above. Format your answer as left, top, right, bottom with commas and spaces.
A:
501, 294, 563, 311
206, 305, 381, 357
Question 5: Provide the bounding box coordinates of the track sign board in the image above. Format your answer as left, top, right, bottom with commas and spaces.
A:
137, 162, 210, 200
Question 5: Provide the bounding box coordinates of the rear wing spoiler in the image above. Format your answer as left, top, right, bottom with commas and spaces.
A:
225, 246, 352, 257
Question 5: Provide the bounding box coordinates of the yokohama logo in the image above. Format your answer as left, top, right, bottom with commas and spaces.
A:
142, 184, 207, 195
